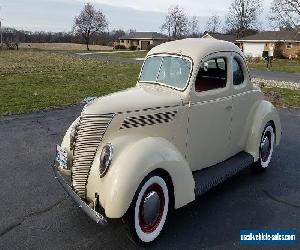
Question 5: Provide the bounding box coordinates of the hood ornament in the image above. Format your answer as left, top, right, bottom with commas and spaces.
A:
82, 96, 97, 104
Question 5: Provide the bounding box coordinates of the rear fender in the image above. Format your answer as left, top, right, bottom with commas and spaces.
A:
245, 100, 281, 161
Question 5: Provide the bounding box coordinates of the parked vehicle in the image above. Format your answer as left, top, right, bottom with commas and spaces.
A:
54, 38, 281, 245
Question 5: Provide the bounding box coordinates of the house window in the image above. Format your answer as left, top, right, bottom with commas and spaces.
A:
120, 40, 124, 43
286, 43, 292, 49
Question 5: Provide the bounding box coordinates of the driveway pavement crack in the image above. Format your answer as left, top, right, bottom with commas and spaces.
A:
35, 119, 57, 135
0, 198, 65, 238
262, 189, 300, 209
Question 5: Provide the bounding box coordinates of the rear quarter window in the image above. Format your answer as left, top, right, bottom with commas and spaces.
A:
232, 58, 245, 86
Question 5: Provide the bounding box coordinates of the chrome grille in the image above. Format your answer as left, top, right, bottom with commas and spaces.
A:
72, 113, 114, 198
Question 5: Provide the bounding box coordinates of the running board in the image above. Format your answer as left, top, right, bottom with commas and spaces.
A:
193, 152, 254, 197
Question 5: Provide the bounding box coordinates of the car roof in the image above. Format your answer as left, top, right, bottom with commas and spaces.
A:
148, 38, 243, 63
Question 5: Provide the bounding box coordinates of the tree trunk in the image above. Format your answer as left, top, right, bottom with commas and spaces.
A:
85, 34, 90, 51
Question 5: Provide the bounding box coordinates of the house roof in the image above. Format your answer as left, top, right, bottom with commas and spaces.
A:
148, 38, 243, 64
119, 32, 168, 40
202, 32, 238, 43
237, 31, 300, 42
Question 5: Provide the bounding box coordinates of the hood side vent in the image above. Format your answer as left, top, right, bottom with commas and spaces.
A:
120, 111, 177, 130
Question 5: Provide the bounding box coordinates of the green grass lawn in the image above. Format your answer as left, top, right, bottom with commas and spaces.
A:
0, 50, 299, 116
262, 87, 300, 108
0, 50, 140, 116
248, 59, 300, 74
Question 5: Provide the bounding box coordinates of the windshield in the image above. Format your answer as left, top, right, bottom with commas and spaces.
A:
139, 55, 192, 90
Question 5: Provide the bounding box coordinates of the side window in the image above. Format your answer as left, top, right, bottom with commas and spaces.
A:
232, 58, 244, 86
195, 57, 227, 92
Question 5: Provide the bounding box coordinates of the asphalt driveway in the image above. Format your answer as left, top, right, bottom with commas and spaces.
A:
0, 106, 299, 249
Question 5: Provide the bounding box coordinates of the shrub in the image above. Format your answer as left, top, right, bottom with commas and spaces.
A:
4, 42, 19, 50
274, 41, 286, 59
296, 49, 300, 60
246, 56, 261, 64
114, 44, 126, 50
129, 45, 137, 50
149, 44, 156, 50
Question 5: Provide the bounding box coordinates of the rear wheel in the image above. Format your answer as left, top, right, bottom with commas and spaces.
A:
254, 122, 275, 171
125, 174, 170, 245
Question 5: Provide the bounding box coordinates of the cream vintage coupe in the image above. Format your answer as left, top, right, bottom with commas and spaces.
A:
53, 38, 281, 245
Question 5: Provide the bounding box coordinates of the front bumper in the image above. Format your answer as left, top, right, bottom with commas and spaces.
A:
52, 164, 108, 225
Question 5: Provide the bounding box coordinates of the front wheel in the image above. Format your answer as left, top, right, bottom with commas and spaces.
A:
125, 174, 170, 245
254, 122, 275, 171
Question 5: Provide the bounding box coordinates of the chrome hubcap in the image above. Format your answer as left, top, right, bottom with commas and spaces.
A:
142, 191, 161, 225
261, 131, 271, 162
139, 183, 165, 233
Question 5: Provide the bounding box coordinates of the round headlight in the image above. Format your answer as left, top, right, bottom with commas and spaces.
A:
99, 143, 113, 177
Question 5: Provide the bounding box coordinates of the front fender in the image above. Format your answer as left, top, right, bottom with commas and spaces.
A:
88, 136, 195, 218
61, 117, 80, 167
61, 117, 80, 149
245, 100, 281, 161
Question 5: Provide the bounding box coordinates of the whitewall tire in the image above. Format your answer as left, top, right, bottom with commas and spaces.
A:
126, 174, 170, 245
255, 122, 275, 170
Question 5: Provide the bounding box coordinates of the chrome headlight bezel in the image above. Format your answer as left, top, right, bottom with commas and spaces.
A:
99, 143, 113, 178
69, 126, 76, 150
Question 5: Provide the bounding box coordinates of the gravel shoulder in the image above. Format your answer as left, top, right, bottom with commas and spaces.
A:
250, 69, 300, 83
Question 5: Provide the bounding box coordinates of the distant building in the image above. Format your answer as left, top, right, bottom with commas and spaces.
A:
202, 31, 237, 43
201, 32, 240, 47
119, 32, 169, 50
237, 31, 300, 58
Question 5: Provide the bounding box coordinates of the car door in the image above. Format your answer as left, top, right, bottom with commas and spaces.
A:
230, 53, 258, 155
188, 53, 233, 171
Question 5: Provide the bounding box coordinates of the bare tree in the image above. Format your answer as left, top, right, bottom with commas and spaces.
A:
127, 29, 136, 34
188, 16, 200, 37
161, 5, 189, 39
269, 0, 300, 30
225, 0, 262, 38
206, 15, 222, 33
73, 3, 108, 50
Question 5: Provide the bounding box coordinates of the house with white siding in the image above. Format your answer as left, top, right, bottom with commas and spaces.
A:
237, 31, 300, 58
119, 32, 168, 50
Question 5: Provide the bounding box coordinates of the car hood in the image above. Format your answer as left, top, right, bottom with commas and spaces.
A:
82, 85, 183, 115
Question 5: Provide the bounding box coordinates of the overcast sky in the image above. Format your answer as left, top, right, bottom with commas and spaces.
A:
0, 0, 273, 32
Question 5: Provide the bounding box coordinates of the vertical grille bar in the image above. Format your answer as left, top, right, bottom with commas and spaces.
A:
72, 113, 114, 198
